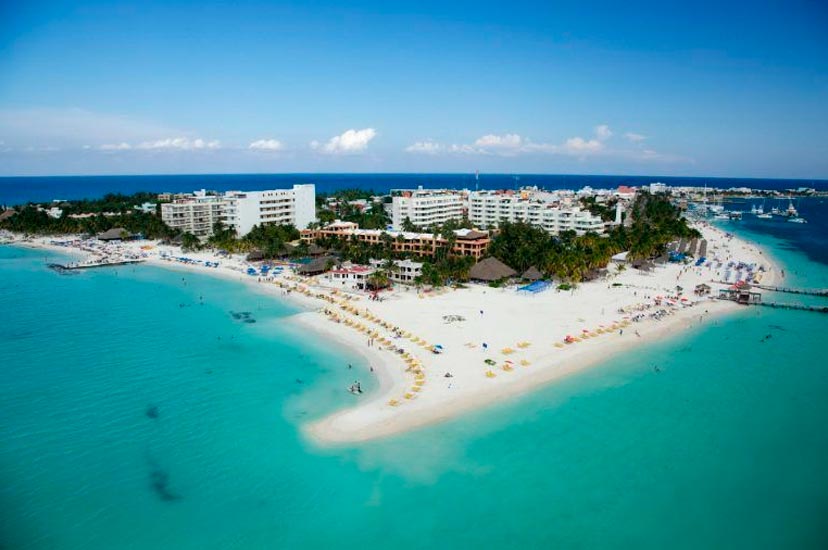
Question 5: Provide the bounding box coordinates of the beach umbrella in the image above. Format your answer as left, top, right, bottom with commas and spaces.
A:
486, 370, 496, 378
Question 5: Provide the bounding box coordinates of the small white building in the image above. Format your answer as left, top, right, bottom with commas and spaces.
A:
326, 263, 376, 290
369, 258, 423, 284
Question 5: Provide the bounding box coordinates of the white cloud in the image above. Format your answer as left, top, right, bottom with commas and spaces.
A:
473, 133, 524, 149
595, 124, 613, 141
404, 125, 687, 162
249, 139, 284, 151
313, 128, 376, 154
405, 140, 442, 154
136, 137, 221, 150
562, 136, 605, 154
100, 142, 132, 151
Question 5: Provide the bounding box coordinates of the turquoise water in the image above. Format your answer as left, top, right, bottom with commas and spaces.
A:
2, 226, 828, 548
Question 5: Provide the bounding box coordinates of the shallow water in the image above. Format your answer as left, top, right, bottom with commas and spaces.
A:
1, 205, 827, 548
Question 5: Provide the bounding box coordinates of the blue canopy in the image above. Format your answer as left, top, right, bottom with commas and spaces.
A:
517, 280, 551, 294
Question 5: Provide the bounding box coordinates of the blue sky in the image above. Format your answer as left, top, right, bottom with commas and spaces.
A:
0, 0, 826, 177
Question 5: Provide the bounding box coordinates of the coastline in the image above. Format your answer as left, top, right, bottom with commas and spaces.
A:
3, 222, 779, 445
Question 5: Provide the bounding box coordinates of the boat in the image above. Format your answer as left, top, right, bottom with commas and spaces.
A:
714, 213, 730, 221
756, 213, 772, 219
788, 217, 807, 224
785, 199, 798, 217
728, 211, 742, 220
750, 203, 764, 215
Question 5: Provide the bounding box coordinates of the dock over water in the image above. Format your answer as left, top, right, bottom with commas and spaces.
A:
754, 285, 828, 297
49, 258, 145, 271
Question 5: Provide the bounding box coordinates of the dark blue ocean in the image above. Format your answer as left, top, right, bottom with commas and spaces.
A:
1, 173, 827, 205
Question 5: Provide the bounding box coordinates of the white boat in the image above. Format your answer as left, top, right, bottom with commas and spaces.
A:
788, 217, 807, 224
756, 213, 772, 219
785, 199, 798, 217
750, 203, 764, 215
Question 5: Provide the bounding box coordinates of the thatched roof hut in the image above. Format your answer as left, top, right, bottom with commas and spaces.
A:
246, 250, 265, 262
469, 257, 517, 282
521, 266, 543, 281
0, 209, 16, 222
307, 243, 328, 256
98, 227, 131, 241
297, 256, 336, 275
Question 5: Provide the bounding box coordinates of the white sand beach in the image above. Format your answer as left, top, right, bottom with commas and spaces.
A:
5, 221, 778, 444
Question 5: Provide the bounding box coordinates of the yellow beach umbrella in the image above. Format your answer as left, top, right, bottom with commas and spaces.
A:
485, 370, 496, 378
520, 359, 530, 366
388, 399, 399, 406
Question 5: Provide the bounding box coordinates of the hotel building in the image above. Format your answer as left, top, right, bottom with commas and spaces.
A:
160, 190, 225, 238
467, 190, 606, 235
390, 188, 465, 230
300, 220, 490, 259
222, 184, 317, 236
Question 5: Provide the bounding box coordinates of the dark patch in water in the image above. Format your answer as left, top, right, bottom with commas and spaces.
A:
149, 469, 180, 502
146, 455, 181, 502
768, 324, 787, 331
230, 311, 256, 323
145, 405, 159, 419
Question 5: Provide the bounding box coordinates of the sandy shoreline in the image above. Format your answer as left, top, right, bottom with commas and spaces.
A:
3, 222, 778, 445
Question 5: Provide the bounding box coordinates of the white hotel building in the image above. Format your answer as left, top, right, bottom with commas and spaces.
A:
222, 184, 316, 236
161, 184, 316, 238
160, 190, 225, 238
468, 191, 606, 235
391, 188, 465, 230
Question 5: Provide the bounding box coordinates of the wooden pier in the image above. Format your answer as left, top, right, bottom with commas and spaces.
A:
756, 302, 828, 314
754, 285, 828, 297
49, 258, 145, 271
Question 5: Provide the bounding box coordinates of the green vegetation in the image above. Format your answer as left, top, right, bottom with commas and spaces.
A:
0, 201, 176, 240
315, 188, 390, 230
579, 196, 619, 222
200, 221, 300, 258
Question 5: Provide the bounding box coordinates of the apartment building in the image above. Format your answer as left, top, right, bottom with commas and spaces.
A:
222, 184, 316, 235
160, 190, 225, 238
390, 188, 465, 230
468, 191, 605, 235
300, 221, 490, 259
